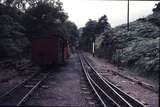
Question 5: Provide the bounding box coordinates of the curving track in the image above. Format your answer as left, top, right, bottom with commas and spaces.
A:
79, 53, 146, 107
0, 71, 50, 106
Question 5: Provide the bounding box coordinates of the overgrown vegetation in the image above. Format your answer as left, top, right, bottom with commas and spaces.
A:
0, 0, 78, 60
0, 4, 28, 59
79, 15, 111, 52
80, 2, 160, 80
111, 3, 160, 79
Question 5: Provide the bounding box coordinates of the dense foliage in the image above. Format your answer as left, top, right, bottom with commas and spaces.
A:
80, 15, 111, 52
94, 2, 160, 79
23, 0, 68, 36
79, 2, 159, 80
0, 0, 78, 59
0, 4, 29, 58
63, 21, 79, 46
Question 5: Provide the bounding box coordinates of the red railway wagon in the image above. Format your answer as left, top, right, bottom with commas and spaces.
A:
31, 35, 68, 66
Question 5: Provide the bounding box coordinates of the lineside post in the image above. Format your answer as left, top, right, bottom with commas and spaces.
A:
92, 35, 95, 57
92, 42, 95, 57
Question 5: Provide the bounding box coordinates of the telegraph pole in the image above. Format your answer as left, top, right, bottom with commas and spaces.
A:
127, 0, 130, 31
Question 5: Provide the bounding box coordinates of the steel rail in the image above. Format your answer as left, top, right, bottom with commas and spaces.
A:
0, 72, 49, 106
80, 55, 107, 107
17, 80, 42, 106
17, 73, 49, 106
103, 67, 158, 93
82, 54, 146, 107
0, 72, 39, 100
101, 76, 145, 107
81, 54, 132, 107
88, 74, 121, 107
87, 56, 158, 93
80, 55, 130, 107
80, 55, 119, 107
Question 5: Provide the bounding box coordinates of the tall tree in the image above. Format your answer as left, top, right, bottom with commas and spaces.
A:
153, 2, 160, 12
23, 0, 68, 37
80, 19, 97, 52
63, 21, 78, 46
79, 15, 111, 52
96, 15, 111, 34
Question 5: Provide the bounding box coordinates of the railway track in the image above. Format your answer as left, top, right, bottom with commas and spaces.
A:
86, 56, 158, 93
79, 53, 146, 107
0, 71, 50, 106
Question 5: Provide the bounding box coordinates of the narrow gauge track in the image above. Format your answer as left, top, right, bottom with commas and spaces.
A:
79, 53, 146, 107
0, 71, 50, 106
87, 57, 158, 93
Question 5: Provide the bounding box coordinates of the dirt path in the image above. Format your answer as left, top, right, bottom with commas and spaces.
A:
26, 54, 90, 106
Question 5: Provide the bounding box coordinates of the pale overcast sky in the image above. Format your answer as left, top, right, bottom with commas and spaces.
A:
61, 0, 159, 28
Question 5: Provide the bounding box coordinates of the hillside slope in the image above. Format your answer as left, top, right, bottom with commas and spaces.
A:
95, 3, 160, 80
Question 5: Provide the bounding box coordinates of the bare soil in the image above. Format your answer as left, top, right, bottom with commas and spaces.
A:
86, 53, 159, 107
25, 54, 97, 106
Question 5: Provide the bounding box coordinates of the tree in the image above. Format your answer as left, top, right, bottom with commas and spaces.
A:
96, 15, 111, 34
0, 0, 69, 58
63, 21, 78, 46
150, 2, 160, 27
79, 15, 111, 52
80, 19, 97, 52
23, 0, 68, 37
0, 3, 23, 21
153, 2, 160, 13
0, 15, 29, 58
